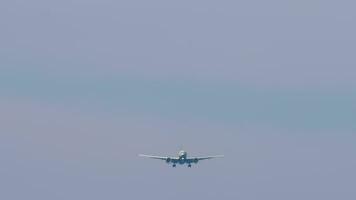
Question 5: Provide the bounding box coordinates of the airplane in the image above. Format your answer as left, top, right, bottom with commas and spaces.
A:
139, 150, 224, 167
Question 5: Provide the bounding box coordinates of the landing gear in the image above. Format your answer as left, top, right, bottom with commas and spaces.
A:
188, 164, 192, 168
172, 164, 176, 167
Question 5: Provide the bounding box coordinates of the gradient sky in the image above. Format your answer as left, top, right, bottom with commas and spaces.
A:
1, 0, 356, 200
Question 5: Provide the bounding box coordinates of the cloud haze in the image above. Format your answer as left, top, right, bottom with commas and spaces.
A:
1, 0, 356, 199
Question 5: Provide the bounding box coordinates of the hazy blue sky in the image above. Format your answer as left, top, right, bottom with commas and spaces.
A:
1, 0, 356, 199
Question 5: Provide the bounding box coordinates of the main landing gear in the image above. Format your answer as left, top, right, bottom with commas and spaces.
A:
172, 164, 192, 168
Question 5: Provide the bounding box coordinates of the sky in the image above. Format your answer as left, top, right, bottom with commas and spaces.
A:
1, 0, 356, 199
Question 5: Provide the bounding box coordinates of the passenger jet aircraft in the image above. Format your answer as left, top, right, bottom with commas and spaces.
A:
139, 150, 224, 167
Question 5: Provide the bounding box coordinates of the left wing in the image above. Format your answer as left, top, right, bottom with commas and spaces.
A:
195, 155, 224, 161
186, 155, 224, 163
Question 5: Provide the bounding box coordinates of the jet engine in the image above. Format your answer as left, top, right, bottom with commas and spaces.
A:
193, 158, 199, 163
166, 157, 171, 163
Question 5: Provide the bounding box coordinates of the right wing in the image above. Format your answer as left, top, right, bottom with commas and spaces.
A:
139, 154, 168, 160
139, 154, 180, 163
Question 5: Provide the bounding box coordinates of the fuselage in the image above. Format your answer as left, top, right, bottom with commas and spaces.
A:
172, 150, 190, 165
178, 150, 187, 159
173, 150, 188, 165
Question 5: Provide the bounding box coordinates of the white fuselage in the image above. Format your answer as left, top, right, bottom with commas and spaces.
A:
178, 150, 187, 159
172, 150, 190, 165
